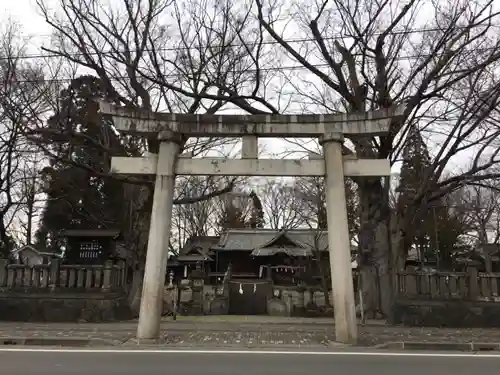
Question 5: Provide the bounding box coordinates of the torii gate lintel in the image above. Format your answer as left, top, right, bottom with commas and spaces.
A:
99, 101, 402, 137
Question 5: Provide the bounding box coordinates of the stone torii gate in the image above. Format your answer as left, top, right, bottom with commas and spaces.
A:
99, 103, 400, 344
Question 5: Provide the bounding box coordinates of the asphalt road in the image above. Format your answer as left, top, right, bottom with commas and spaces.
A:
1, 349, 500, 374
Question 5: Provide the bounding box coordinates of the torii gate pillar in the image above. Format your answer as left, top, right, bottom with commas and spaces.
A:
321, 132, 357, 343
137, 131, 180, 340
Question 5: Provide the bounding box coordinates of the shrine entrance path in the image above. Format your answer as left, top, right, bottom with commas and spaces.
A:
1, 316, 500, 348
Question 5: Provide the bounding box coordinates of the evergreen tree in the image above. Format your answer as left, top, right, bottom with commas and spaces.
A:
396, 126, 433, 264
397, 126, 432, 211
35, 75, 127, 249
396, 126, 465, 268
422, 198, 469, 269
217, 191, 265, 230
218, 202, 248, 229
248, 191, 265, 228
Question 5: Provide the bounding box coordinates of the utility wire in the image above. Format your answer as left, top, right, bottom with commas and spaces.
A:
3, 24, 500, 62
3, 45, 499, 86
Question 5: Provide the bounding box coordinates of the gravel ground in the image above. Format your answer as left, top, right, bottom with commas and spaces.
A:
1, 319, 500, 347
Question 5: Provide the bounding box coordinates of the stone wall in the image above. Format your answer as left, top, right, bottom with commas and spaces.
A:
162, 284, 338, 317
163, 285, 227, 315
272, 287, 335, 317
276, 287, 333, 308
394, 299, 500, 328
0, 291, 132, 322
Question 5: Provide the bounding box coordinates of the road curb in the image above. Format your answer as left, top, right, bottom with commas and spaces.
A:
0, 335, 348, 350
121, 342, 341, 350
122, 338, 349, 350
0, 336, 117, 347
375, 341, 500, 352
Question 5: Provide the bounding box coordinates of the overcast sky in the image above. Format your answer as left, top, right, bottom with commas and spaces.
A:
2, 1, 50, 45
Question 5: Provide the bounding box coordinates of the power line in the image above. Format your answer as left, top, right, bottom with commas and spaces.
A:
5, 44, 498, 86
4, 24, 500, 62
29, 22, 500, 41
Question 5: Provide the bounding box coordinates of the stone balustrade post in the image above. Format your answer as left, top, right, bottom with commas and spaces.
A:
102, 260, 114, 292
308, 289, 314, 303
0, 259, 8, 287
296, 285, 306, 310
49, 258, 60, 291
468, 266, 479, 299
116, 260, 126, 288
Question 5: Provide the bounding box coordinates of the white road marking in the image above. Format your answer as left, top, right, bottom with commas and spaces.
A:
0, 348, 499, 358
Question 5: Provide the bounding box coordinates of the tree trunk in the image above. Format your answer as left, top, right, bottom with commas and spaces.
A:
316, 255, 331, 307
478, 225, 488, 245
26, 201, 34, 245
127, 264, 145, 316
121, 183, 153, 315
0, 222, 12, 257
357, 179, 393, 320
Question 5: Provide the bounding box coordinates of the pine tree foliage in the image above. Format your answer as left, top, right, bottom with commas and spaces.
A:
248, 191, 265, 229
396, 126, 467, 268
218, 202, 248, 230
35, 75, 129, 249
397, 126, 432, 212
217, 190, 265, 230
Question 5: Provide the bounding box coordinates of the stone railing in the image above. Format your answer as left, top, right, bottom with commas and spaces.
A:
397, 268, 500, 301
0, 259, 127, 292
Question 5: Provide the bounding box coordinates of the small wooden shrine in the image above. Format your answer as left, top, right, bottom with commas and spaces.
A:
169, 228, 339, 286
60, 229, 122, 265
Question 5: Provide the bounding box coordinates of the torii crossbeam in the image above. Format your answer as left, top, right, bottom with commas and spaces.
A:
100, 103, 401, 344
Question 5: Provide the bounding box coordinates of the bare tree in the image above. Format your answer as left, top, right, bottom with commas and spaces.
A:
455, 184, 500, 245
38, 0, 500, 319
170, 176, 236, 251
0, 22, 48, 255
34, 0, 273, 312
292, 177, 358, 238
291, 176, 358, 307
34, 0, 262, 205
33, 0, 266, 207
9, 156, 46, 246
255, 0, 500, 317
258, 180, 305, 229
